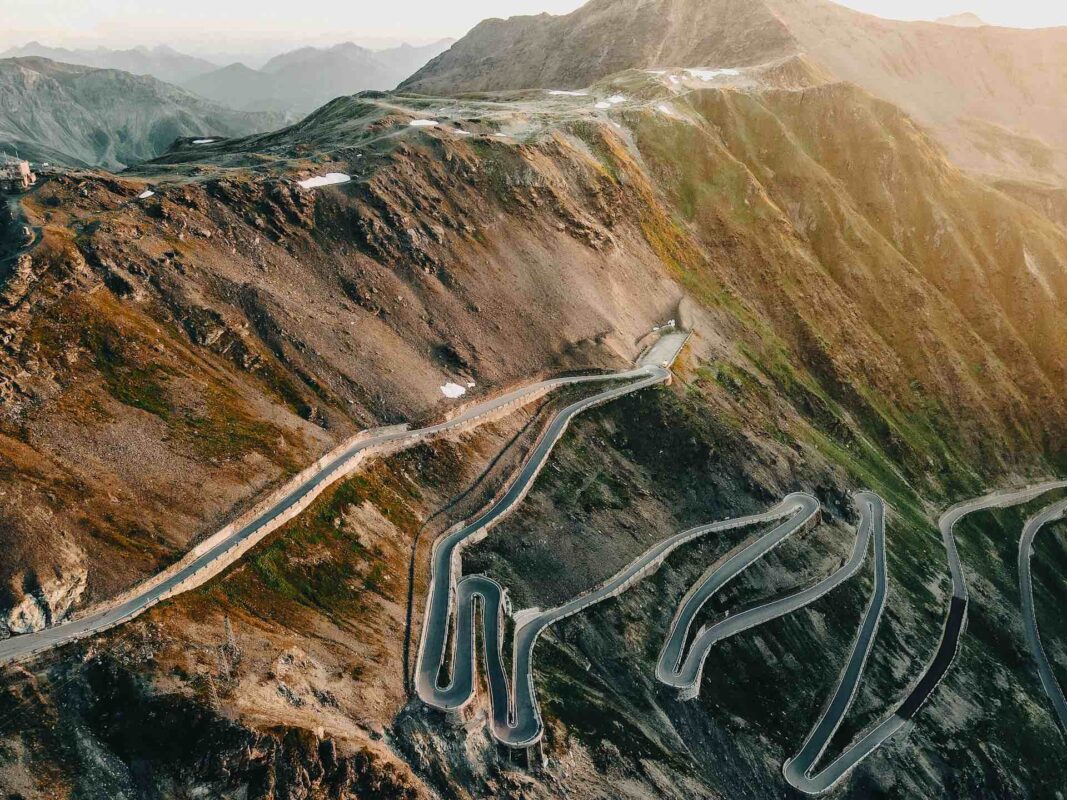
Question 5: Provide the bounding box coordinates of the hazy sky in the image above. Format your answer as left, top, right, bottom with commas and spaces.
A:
1, 0, 1065, 54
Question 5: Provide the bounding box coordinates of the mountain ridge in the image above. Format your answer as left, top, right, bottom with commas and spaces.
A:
401, 0, 1067, 184
183, 39, 455, 113
0, 41, 217, 84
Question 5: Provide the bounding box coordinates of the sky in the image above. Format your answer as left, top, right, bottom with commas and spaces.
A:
1, 0, 1065, 57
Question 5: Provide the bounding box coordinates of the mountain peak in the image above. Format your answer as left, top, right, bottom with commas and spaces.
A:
402, 0, 798, 94
401, 0, 1067, 187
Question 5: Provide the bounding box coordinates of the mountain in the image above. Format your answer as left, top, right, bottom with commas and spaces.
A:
0, 57, 286, 169
183, 39, 455, 113
1, 53, 1067, 795
363, 39, 456, 78
180, 62, 285, 112
0, 41, 216, 84
401, 0, 1067, 184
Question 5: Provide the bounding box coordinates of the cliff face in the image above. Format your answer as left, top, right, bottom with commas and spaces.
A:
1, 74, 1066, 797
402, 0, 1067, 185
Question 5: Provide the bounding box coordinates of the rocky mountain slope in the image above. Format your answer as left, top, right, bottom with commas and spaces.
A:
0, 57, 285, 168
1, 57, 1066, 796
402, 0, 1067, 185
183, 40, 455, 114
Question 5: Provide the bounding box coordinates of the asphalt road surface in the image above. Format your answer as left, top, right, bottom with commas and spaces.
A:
781, 481, 1067, 794
656, 493, 822, 696
505, 494, 820, 746
1018, 499, 1067, 736
783, 492, 889, 793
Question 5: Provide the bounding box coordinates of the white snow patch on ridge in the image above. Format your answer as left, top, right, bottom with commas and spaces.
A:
548, 89, 588, 96
193, 138, 217, 145
440, 382, 467, 399
595, 94, 628, 109
297, 173, 351, 189
137, 190, 154, 199
685, 68, 740, 81
409, 119, 439, 127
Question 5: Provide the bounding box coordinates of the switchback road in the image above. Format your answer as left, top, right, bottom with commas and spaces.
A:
779, 481, 1067, 793
1018, 499, 1067, 736
415, 331, 688, 745
414, 365, 672, 744
0, 338, 683, 668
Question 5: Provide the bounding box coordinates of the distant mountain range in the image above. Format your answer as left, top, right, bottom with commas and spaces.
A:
0, 42, 216, 85
0, 38, 455, 116
402, 0, 1067, 184
182, 40, 455, 113
0, 57, 285, 168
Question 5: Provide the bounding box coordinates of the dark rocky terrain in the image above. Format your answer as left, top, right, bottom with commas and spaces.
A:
0, 1, 1066, 798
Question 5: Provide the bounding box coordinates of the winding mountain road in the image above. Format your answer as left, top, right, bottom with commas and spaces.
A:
5, 305, 1060, 793
424, 493, 822, 746
417, 460, 1067, 788
778, 481, 1067, 793
1018, 499, 1067, 735
0, 333, 686, 669
783, 492, 889, 793
414, 361, 673, 745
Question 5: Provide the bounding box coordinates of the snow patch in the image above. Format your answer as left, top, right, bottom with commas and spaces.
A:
297, 173, 351, 189
192, 138, 217, 145
595, 94, 628, 110
409, 119, 439, 127
548, 89, 588, 96
137, 190, 155, 199
453, 129, 473, 136
440, 382, 467, 399
685, 68, 741, 81
656, 103, 689, 122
